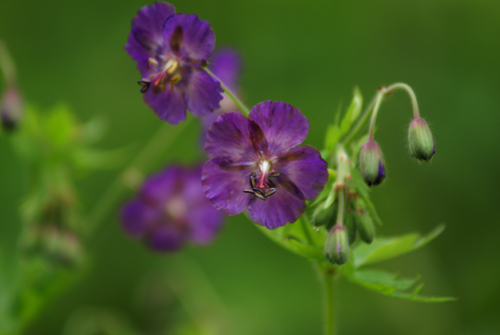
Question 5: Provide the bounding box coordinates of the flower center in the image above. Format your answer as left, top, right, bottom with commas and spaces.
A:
164, 196, 188, 221
243, 160, 280, 200
138, 57, 182, 93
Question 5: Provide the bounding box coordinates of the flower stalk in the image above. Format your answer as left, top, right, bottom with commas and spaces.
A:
205, 67, 250, 116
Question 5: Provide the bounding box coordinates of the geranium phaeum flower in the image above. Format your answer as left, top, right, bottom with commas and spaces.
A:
200, 48, 242, 142
125, 2, 223, 124
202, 101, 328, 229
121, 165, 224, 252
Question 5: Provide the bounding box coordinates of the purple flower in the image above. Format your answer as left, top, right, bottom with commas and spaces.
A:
202, 101, 328, 229
121, 165, 224, 252
125, 2, 223, 124
199, 49, 242, 142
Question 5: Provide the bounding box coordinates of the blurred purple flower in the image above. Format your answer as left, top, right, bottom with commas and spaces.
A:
199, 48, 242, 143
125, 2, 223, 124
121, 165, 224, 252
202, 101, 328, 229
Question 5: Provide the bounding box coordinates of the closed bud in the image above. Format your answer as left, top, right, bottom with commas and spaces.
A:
312, 198, 337, 229
325, 226, 350, 265
408, 117, 435, 161
359, 140, 385, 186
1, 86, 23, 131
344, 212, 357, 245
355, 209, 375, 244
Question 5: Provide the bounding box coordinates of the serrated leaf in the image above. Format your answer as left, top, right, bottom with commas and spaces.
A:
353, 224, 445, 268
343, 269, 455, 302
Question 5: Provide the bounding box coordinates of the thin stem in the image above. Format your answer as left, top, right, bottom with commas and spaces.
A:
342, 94, 377, 147
385, 82, 420, 118
85, 117, 192, 237
300, 216, 315, 246
205, 68, 250, 116
367, 90, 384, 140
318, 264, 337, 335
0, 40, 16, 85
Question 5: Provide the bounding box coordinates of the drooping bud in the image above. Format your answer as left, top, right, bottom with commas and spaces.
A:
408, 117, 435, 161
1, 85, 23, 131
325, 225, 350, 265
359, 140, 385, 186
355, 209, 375, 244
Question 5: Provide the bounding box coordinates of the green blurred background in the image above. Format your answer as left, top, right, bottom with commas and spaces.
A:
1, 0, 499, 334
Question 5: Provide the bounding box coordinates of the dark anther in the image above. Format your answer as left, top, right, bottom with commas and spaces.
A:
243, 172, 278, 201
138, 80, 150, 93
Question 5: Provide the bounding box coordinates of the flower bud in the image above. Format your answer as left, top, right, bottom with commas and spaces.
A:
312, 198, 338, 230
408, 117, 435, 161
325, 225, 350, 265
355, 209, 374, 244
1, 86, 23, 131
344, 212, 357, 245
359, 140, 385, 186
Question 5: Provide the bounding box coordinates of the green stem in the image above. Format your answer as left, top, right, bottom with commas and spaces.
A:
318, 264, 337, 335
205, 68, 250, 116
367, 90, 384, 140
85, 117, 192, 237
342, 94, 377, 147
0, 40, 16, 85
384, 82, 420, 118
300, 216, 315, 245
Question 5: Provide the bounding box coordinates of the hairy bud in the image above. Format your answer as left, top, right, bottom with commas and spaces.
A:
408, 117, 435, 161
355, 209, 375, 244
359, 140, 385, 186
325, 226, 350, 265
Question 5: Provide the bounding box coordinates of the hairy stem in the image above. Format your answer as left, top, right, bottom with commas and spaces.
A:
317, 264, 337, 335
205, 68, 250, 116
385, 82, 420, 118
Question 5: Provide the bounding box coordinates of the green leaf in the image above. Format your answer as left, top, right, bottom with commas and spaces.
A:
353, 224, 445, 268
343, 268, 456, 302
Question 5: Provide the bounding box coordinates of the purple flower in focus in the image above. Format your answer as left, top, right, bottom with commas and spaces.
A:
202, 101, 328, 229
125, 2, 223, 124
200, 48, 242, 142
121, 165, 224, 252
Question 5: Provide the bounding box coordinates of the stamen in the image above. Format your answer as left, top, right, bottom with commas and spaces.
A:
165, 59, 180, 74
148, 57, 158, 66
138, 80, 150, 93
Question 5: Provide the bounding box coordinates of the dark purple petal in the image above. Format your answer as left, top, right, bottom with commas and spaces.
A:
247, 174, 306, 229
162, 14, 215, 63
205, 112, 260, 166
146, 225, 186, 252
125, 2, 176, 72
274, 145, 328, 200
120, 199, 159, 236
143, 83, 187, 124
201, 160, 253, 216
209, 49, 242, 91
249, 101, 309, 157
183, 65, 223, 117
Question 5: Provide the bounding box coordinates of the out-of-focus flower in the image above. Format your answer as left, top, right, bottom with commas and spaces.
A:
408, 117, 435, 161
1, 85, 23, 131
125, 2, 223, 124
359, 139, 385, 186
121, 165, 224, 252
199, 49, 242, 142
202, 101, 328, 229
